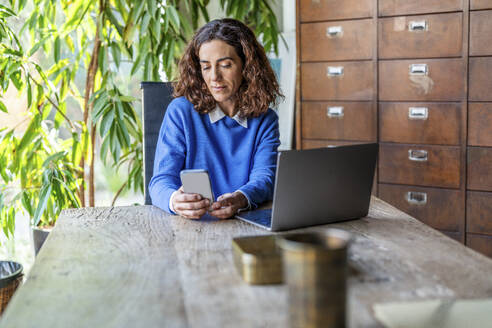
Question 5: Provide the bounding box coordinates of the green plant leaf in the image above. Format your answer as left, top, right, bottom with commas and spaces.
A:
54, 35, 61, 62
71, 132, 81, 166
17, 114, 39, 154
99, 108, 115, 137
64, 35, 74, 52
167, 6, 180, 32
28, 36, 49, 56
33, 183, 52, 227
42, 151, 66, 168
26, 76, 32, 107
22, 191, 34, 217
98, 44, 107, 73
0, 100, 7, 113
110, 42, 121, 68
147, 0, 157, 16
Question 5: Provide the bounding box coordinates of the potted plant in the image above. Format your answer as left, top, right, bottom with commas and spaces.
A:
0, 0, 282, 253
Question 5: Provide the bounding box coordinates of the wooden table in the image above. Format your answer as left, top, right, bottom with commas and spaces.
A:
2, 198, 492, 327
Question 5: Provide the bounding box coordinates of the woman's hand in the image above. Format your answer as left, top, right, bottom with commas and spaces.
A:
172, 186, 211, 219
208, 191, 248, 219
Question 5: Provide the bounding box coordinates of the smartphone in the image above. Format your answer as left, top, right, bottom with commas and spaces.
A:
180, 169, 214, 203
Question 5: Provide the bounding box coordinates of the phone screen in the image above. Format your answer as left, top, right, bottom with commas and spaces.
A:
180, 169, 214, 202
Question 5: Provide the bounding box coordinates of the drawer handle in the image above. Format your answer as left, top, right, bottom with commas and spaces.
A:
326, 106, 344, 118
406, 191, 427, 205
409, 20, 428, 32
327, 66, 344, 77
326, 26, 343, 37
408, 149, 428, 162
408, 107, 428, 120
409, 64, 428, 75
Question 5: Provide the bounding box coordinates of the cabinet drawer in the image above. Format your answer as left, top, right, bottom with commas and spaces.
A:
302, 61, 374, 101
470, 11, 492, 56
379, 143, 461, 188
379, 102, 461, 145
301, 19, 374, 62
467, 191, 492, 235
471, 0, 492, 10
379, 13, 462, 59
466, 233, 492, 258
300, 0, 373, 22
468, 103, 492, 147
379, 0, 463, 16
467, 147, 492, 191
469, 58, 492, 101
379, 59, 465, 101
379, 184, 464, 232
302, 102, 376, 141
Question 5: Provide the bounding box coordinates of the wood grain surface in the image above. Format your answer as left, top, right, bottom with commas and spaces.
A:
468, 103, 492, 147
379, 0, 463, 16
470, 10, 492, 56
301, 19, 374, 61
378, 13, 462, 59
299, 0, 373, 22
379, 184, 464, 232
2, 199, 492, 328
467, 147, 492, 191
469, 57, 492, 101
379, 102, 462, 145
379, 143, 462, 188
301, 101, 377, 141
379, 59, 465, 101
471, 0, 492, 10
302, 61, 374, 101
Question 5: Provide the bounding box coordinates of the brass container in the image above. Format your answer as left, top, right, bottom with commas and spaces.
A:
232, 235, 283, 285
278, 229, 352, 328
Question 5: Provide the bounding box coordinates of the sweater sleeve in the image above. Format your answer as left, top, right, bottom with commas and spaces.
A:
238, 110, 280, 209
148, 100, 186, 214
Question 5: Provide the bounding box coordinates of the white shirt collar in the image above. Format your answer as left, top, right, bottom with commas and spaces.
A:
209, 105, 248, 128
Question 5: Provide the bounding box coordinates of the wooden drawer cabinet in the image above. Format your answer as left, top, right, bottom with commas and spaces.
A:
466, 233, 492, 258
379, 13, 462, 59
379, 59, 465, 101
471, 0, 492, 10
295, 0, 489, 250
379, 0, 463, 16
301, 102, 376, 141
467, 191, 492, 235
379, 102, 461, 145
467, 147, 492, 191
379, 143, 461, 188
379, 184, 464, 232
468, 103, 492, 147
300, 0, 373, 22
301, 19, 374, 61
469, 57, 492, 101
301, 61, 374, 101
470, 11, 492, 56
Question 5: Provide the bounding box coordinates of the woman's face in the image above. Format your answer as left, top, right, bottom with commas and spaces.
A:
198, 39, 243, 113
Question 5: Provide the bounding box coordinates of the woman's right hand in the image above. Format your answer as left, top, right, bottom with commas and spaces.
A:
171, 186, 210, 219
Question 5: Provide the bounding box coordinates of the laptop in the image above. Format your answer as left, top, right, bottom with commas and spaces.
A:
235, 143, 378, 231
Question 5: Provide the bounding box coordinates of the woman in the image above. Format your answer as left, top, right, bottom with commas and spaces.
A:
149, 18, 282, 220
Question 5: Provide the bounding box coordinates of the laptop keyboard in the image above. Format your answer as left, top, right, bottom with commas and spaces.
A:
239, 209, 272, 227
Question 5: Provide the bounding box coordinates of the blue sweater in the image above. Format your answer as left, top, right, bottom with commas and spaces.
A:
149, 97, 280, 214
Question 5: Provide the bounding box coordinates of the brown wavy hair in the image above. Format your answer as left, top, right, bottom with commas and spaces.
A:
173, 18, 283, 118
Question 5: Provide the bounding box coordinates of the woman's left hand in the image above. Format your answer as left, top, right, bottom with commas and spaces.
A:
208, 191, 248, 219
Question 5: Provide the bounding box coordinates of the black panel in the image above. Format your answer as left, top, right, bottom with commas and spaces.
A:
141, 82, 174, 205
